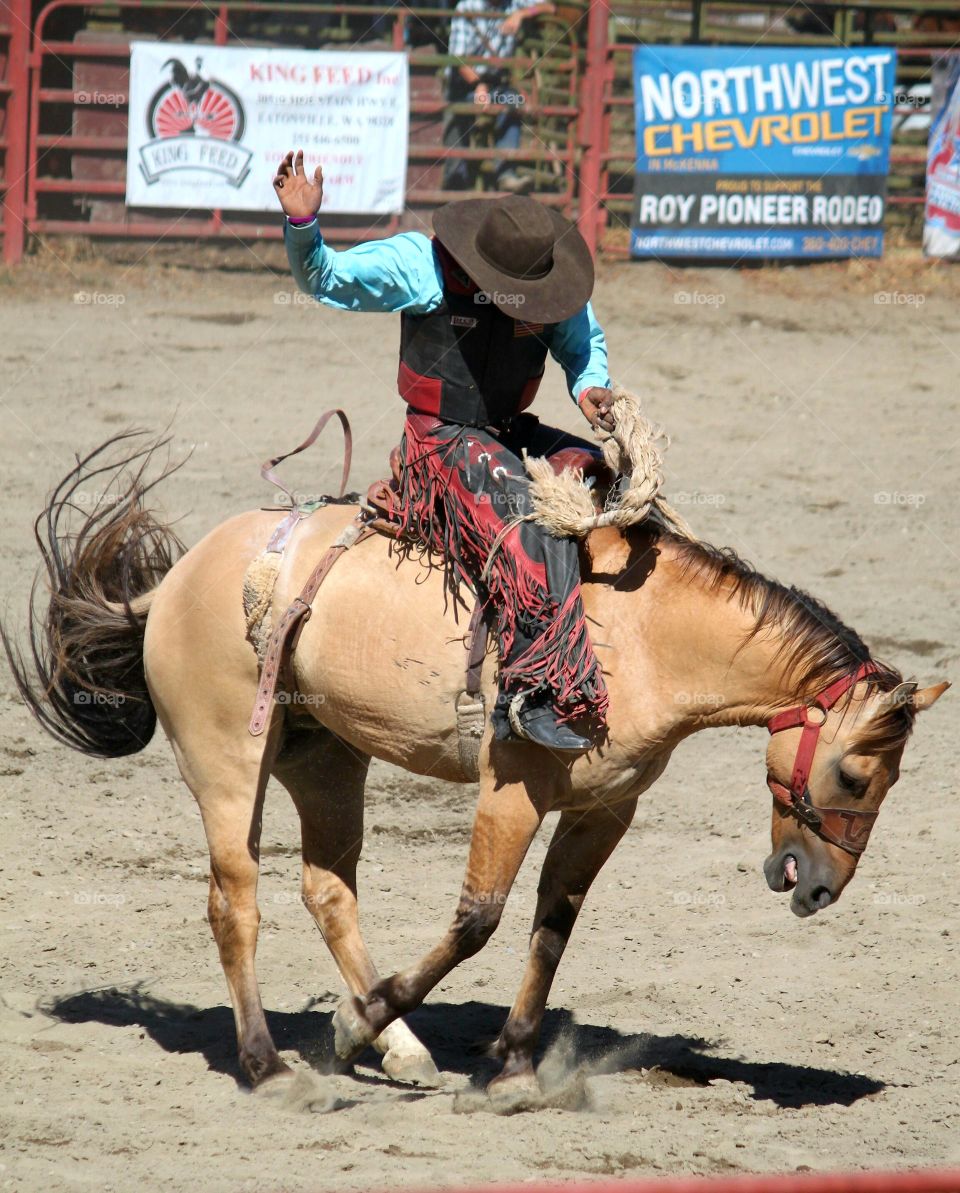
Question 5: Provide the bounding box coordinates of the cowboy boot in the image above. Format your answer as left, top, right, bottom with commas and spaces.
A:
505, 692, 591, 753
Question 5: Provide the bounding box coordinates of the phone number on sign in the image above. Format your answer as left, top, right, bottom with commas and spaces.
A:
803, 233, 881, 254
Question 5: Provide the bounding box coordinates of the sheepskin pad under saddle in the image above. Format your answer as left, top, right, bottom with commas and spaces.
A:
241, 412, 620, 780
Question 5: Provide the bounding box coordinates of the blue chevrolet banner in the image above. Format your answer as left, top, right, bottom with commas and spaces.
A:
630, 46, 897, 259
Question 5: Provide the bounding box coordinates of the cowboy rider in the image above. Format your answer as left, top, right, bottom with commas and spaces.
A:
273, 150, 616, 753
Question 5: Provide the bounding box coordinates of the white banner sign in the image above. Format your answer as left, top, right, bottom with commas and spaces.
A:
126, 43, 409, 213
924, 53, 960, 259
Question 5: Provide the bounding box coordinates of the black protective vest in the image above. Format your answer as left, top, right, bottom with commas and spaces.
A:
398, 249, 556, 427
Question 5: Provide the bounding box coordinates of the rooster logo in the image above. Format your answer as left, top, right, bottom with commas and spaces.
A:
147, 57, 245, 142
138, 55, 251, 188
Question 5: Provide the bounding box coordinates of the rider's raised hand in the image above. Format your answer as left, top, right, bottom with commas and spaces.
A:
272, 150, 324, 220
579, 387, 616, 432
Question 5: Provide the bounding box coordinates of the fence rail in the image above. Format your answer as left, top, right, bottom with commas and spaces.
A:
1, 0, 955, 264
13, 0, 583, 257
1, 0, 30, 263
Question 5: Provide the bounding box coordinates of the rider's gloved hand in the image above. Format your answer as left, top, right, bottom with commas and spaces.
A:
578, 387, 616, 433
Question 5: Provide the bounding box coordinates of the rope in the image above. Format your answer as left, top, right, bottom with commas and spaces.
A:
525, 383, 696, 541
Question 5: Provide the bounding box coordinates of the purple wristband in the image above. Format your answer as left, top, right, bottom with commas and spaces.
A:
286, 215, 317, 226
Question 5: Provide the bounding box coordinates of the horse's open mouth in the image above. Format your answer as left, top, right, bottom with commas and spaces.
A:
763, 849, 799, 894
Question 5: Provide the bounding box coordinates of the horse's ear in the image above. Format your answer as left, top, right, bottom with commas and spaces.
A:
910, 681, 950, 712
878, 680, 917, 708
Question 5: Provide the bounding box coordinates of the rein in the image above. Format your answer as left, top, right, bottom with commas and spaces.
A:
766, 661, 881, 857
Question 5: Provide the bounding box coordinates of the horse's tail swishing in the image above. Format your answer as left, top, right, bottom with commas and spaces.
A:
1, 433, 184, 758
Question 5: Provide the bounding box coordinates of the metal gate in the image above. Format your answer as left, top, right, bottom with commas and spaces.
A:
1, 0, 30, 264
9, 0, 585, 262
3, 0, 958, 264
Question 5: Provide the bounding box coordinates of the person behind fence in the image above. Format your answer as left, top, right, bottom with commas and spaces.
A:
273, 150, 615, 753
442, 0, 556, 193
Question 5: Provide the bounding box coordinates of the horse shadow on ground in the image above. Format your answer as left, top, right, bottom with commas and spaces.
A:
40, 983, 883, 1110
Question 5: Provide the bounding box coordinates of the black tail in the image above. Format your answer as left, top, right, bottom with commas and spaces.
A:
1, 433, 186, 758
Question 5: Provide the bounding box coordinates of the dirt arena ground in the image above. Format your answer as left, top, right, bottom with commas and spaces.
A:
0, 240, 957, 1193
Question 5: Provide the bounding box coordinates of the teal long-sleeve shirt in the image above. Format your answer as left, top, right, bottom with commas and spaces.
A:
284, 219, 611, 401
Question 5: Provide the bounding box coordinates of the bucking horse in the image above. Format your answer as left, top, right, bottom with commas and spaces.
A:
2, 406, 948, 1107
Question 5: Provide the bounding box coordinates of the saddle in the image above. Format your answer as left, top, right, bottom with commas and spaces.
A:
245, 411, 613, 778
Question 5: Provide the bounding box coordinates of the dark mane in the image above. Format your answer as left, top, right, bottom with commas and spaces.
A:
658, 532, 917, 754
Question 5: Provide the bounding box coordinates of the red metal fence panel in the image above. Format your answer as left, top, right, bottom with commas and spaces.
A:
15, 0, 584, 262
4, 0, 957, 264
1, 0, 31, 264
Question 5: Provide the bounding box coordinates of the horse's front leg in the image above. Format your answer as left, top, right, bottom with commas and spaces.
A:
328, 764, 547, 1067
490, 797, 638, 1102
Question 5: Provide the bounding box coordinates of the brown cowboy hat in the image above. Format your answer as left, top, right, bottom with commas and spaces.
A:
432, 195, 594, 324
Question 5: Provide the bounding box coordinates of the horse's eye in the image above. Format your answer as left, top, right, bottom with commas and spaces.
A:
838, 768, 866, 796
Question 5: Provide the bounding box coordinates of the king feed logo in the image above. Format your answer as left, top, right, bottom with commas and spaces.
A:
139, 57, 253, 188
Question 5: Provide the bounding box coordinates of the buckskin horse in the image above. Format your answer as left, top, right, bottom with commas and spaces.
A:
2, 431, 947, 1105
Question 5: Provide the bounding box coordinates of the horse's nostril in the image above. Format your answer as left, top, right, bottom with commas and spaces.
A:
811, 885, 833, 910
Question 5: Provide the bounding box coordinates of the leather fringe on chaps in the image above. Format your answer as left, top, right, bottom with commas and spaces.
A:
398, 413, 609, 728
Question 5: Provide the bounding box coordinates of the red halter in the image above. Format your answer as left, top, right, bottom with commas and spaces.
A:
766, 662, 881, 857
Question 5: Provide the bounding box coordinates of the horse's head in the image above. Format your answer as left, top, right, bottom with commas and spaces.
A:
763, 672, 948, 918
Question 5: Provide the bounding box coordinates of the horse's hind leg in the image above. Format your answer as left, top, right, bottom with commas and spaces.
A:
271, 727, 440, 1087
167, 729, 290, 1088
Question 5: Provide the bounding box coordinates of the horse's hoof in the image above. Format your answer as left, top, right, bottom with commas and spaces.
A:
321, 997, 377, 1072
255, 1068, 339, 1113
453, 1071, 542, 1116
487, 1072, 542, 1115
243, 1051, 293, 1088
381, 1046, 444, 1088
